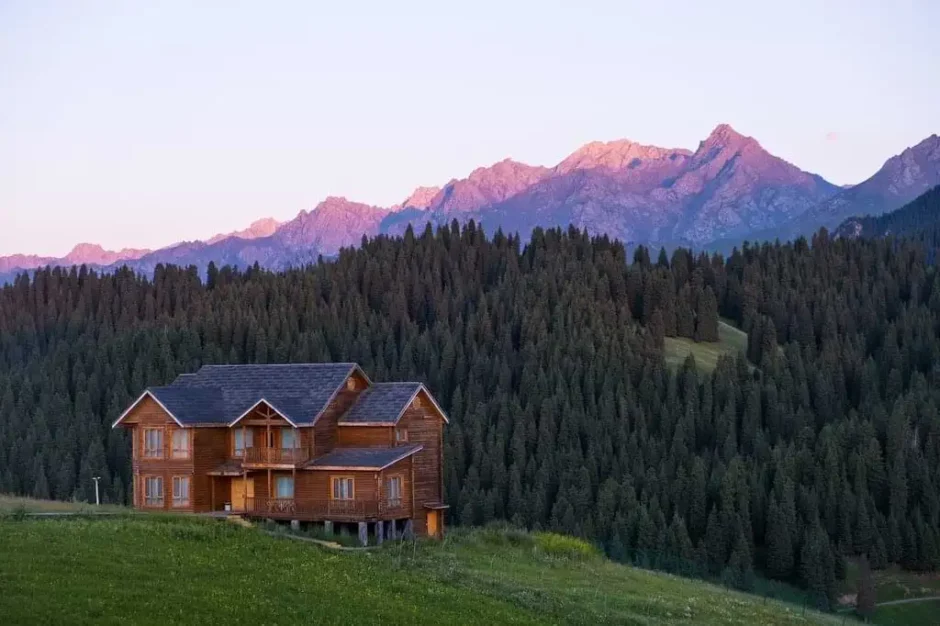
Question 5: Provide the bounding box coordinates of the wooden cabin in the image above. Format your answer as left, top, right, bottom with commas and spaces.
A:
112, 363, 449, 542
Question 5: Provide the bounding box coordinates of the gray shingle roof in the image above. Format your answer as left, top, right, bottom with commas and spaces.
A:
306, 444, 423, 470
144, 363, 362, 426
149, 386, 227, 425
338, 382, 422, 425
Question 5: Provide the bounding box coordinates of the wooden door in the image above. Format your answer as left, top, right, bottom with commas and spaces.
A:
231, 478, 254, 511
427, 510, 439, 537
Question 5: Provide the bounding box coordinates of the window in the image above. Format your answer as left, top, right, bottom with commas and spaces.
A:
143, 429, 163, 458
280, 427, 298, 449
386, 475, 402, 506
332, 477, 354, 500
275, 476, 294, 499
233, 429, 253, 457
171, 430, 190, 459
395, 428, 408, 443
172, 476, 190, 507
144, 476, 163, 506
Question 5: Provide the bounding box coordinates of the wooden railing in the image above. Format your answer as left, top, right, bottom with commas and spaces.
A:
243, 497, 409, 521
242, 447, 310, 466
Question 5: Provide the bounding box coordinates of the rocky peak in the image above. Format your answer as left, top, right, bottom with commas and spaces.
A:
393, 186, 441, 211
63, 243, 150, 265
426, 159, 549, 214
64, 243, 107, 262
206, 218, 281, 244
557, 139, 691, 173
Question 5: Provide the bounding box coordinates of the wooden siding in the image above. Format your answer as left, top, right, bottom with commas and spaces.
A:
191, 428, 229, 512
379, 456, 414, 519
124, 395, 196, 511
313, 370, 369, 456
396, 389, 445, 535
337, 425, 394, 447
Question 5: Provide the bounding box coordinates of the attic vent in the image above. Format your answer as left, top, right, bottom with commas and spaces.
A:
346, 378, 358, 391
413, 396, 424, 408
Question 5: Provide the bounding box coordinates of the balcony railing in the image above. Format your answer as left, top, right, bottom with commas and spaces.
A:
242, 497, 409, 521
242, 447, 310, 466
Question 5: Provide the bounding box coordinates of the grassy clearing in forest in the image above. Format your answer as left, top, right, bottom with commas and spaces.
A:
840, 559, 940, 625
663, 320, 749, 372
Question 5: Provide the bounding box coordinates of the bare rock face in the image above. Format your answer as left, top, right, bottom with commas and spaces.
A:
275, 197, 388, 255
462, 124, 838, 246
424, 159, 551, 215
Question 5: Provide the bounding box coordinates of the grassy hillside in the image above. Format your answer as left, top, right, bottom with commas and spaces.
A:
0, 494, 126, 514
663, 320, 749, 372
840, 560, 940, 625
0, 515, 839, 625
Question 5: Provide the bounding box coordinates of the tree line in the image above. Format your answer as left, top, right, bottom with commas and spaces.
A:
1, 214, 939, 608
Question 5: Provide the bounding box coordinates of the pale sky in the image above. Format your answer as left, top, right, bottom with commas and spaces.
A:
2, 0, 938, 256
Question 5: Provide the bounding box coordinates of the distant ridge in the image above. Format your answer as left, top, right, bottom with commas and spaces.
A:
3, 125, 939, 283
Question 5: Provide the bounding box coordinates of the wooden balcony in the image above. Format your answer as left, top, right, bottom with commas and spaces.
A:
241, 447, 311, 468
243, 497, 410, 521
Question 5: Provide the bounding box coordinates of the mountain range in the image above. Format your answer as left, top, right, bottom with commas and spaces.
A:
3, 124, 939, 283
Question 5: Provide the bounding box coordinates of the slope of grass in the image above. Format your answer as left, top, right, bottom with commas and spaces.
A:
664, 320, 749, 372
0, 515, 840, 625
841, 560, 940, 624
0, 493, 126, 514
873, 601, 940, 626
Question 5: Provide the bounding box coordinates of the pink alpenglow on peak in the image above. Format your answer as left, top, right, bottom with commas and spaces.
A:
393, 186, 442, 211
62, 243, 151, 266
556, 139, 692, 174
424, 159, 550, 215
206, 217, 282, 244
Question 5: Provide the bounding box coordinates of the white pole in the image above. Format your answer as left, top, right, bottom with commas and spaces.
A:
92, 476, 101, 506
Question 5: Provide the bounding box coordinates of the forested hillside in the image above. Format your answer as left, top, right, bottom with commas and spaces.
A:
836, 185, 940, 256
1, 221, 939, 609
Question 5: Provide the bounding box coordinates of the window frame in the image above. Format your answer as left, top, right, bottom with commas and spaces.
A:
144, 475, 164, 507
172, 476, 190, 507
275, 475, 295, 499
143, 428, 164, 459
233, 428, 254, 457
171, 429, 191, 459
280, 427, 298, 450
395, 428, 408, 443
331, 476, 355, 501
385, 474, 403, 506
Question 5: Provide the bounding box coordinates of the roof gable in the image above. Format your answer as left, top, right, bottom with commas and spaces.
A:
113, 363, 371, 428
338, 382, 422, 425
112, 390, 187, 428
338, 383, 449, 426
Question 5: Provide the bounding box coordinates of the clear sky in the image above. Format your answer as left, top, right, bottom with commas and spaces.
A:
2, 0, 938, 256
